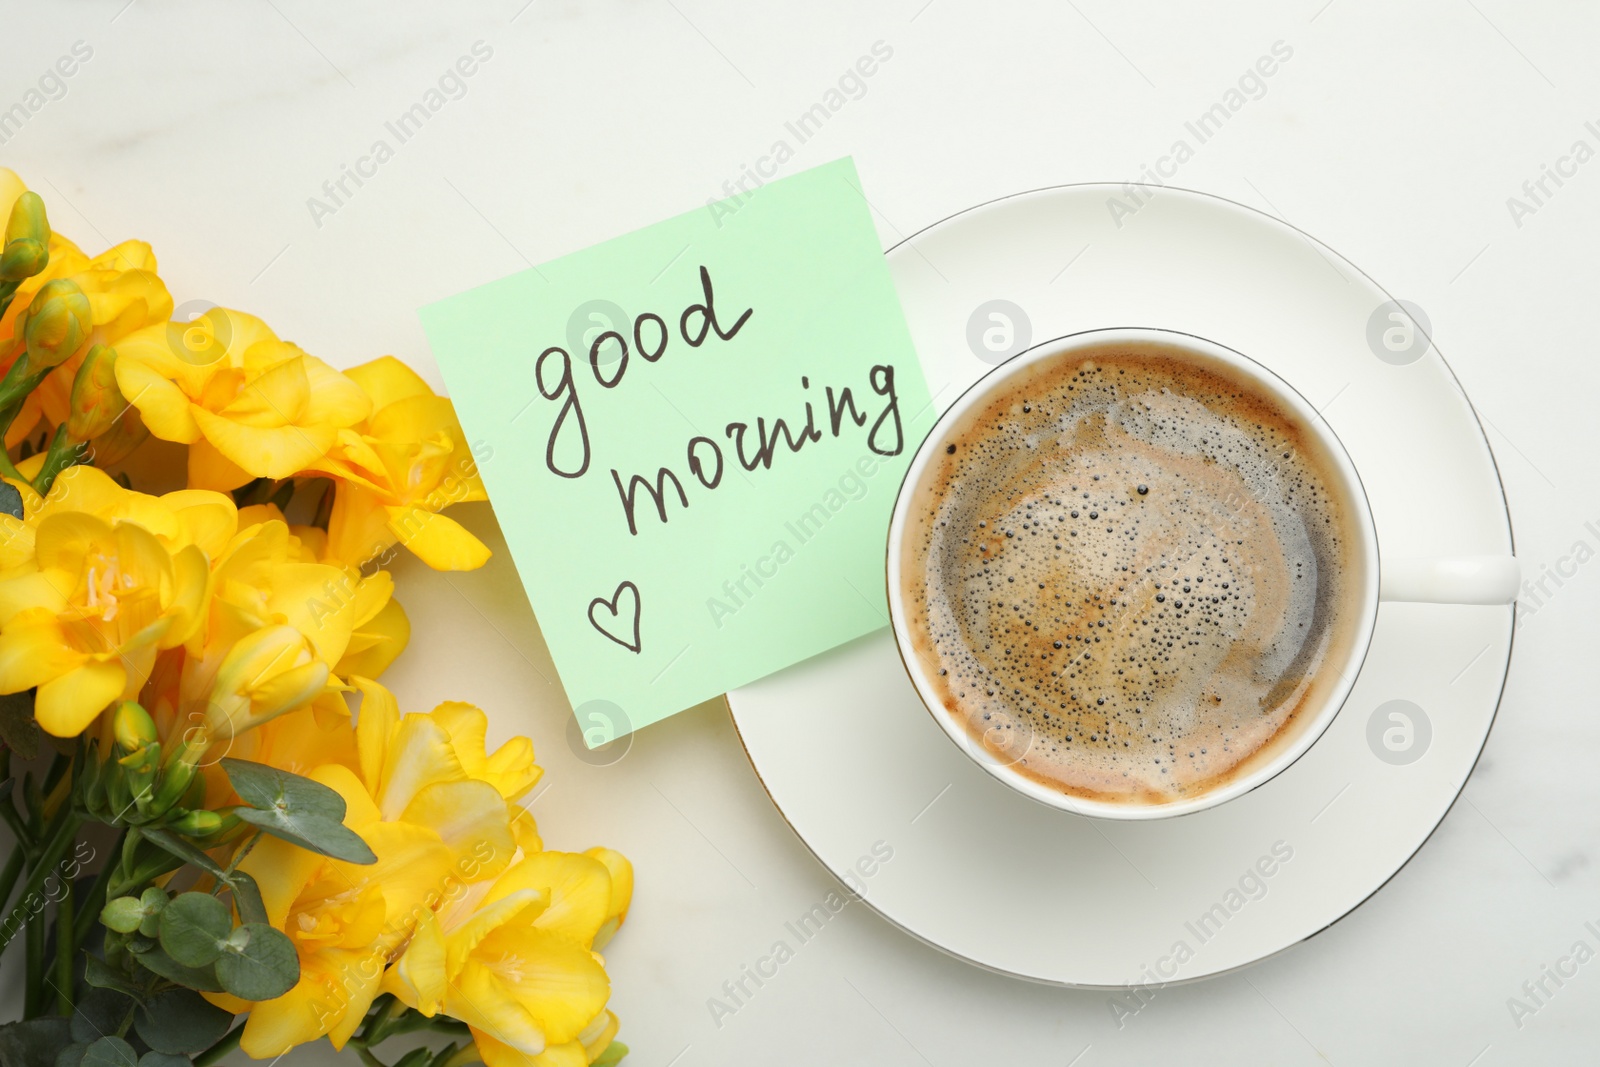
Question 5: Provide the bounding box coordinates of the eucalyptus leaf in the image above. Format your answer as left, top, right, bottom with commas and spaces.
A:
136, 1056, 189, 1067
157, 893, 231, 968
133, 989, 232, 1055
213, 923, 298, 1002
100, 897, 144, 935
220, 759, 346, 820
140, 829, 225, 879
80, 1039, 137, 1067
227, 871, 268, 927
52, 1045, 87, 1067
0, 1019, 73, 1067
221, 759, 375, 863
71, 989, 134, 1046
230, 807, 375, 864
82, 955, 142, 998
130, 944, 223, 993
0, 482, 22, 520
137, 888, 168, 938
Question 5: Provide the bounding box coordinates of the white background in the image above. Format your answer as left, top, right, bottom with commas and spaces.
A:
6, 1, 1600, 1064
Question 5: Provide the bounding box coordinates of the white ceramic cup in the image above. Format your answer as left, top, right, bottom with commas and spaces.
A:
885, 327, 1518, 820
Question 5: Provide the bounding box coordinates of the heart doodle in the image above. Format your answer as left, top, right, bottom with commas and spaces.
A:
588, 580, 642, 653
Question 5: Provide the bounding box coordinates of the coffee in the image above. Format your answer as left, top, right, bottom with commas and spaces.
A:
900, 341, 1365, 805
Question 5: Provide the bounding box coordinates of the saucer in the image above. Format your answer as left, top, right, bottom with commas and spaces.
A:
724, 184, 1515, 986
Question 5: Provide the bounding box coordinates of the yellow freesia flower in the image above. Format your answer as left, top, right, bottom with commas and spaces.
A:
382, 844, 633, 1067
0, 465, 237, 578
229, 503, 414, 685
25, 241, 173, 437
0, 467, 233, 736
211, 679, 541, 1055
113, 306, 370, 490
176, 517, 398, 754
217, 763, 455, 1058
350, 678, 528, 880
0, 171, 173, 447
309, 356, 490, 571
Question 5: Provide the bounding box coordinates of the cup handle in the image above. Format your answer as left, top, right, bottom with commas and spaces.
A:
1378, 556, 1520, 605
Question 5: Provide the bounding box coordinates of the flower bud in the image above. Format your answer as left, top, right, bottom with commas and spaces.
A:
4, 192, 48, 247
0, 192, 49, 282
113, 701, 158, 754
21, 278, 91, 369
68, 345, 125, 441
0, 238, 46, 283
150, 756, 196, 814
170, 809, 222, 837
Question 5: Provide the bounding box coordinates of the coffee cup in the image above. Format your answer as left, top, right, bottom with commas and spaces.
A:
885, 327, 1517, 820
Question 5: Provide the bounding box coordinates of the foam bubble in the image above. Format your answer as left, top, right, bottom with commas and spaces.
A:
903, 346, 1359, 804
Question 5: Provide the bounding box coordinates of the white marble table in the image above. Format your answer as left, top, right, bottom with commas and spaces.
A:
6, 1, 1599, 1064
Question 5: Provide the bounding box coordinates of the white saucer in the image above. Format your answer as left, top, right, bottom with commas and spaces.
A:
724, 184, 1515, 986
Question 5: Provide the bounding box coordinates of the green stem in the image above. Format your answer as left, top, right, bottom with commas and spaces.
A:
53, 867, 73, 1015
0, 846, 24, 914
24, 808, 81, 1019
0, 751, 27, 856
23, 898, 41, 1017
352, 1045, 387, 1067
22, 773, 42, 837
358, 994, 406, 1046
0, 806, 81, 964
0, 362, 51, 414
222, 830, 261, 875
31, 426, 85, 496
41, 751, 68, 797
0, 800, 27, 855
73, 826, 128, 949
193, 1022, 244, 1067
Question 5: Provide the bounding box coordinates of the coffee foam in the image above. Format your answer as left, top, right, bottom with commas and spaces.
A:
902, 343, 1361, 804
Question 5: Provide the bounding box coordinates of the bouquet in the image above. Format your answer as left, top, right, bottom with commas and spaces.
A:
0, 170, 631, 1067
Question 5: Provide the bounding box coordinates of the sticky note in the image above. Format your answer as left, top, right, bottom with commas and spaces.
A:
419, 158, 933, 741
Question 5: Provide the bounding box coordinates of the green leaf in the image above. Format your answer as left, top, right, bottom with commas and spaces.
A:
213, 923, 298, 1002
134, 989, 232, 1056
136, 1056, 189, 1067
230, 807, 375, 864
71, 989, 135, 1046
80, 1039, 137, 1067
391, 1050, 432, 1067
138, 888, 168, 938
100, 897, 144, 935
0, 1019, 73, 1067
139, 829, 226, 880
227, 871, 268, 927
0, 691, 39, 761
220, 759, 345, 819
0, 481, 22, 520
128, 944, 222, 993
593, 1041, 629, 1067
221, 759, 375, 864
82, 955, 143, 998
51, 1046, 87, 1067
158, 893, 232, 967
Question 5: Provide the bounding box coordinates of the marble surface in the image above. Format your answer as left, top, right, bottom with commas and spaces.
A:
6, 1, 1600, 1064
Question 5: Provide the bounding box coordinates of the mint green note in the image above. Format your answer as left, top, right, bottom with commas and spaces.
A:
419, 158, 934, 743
